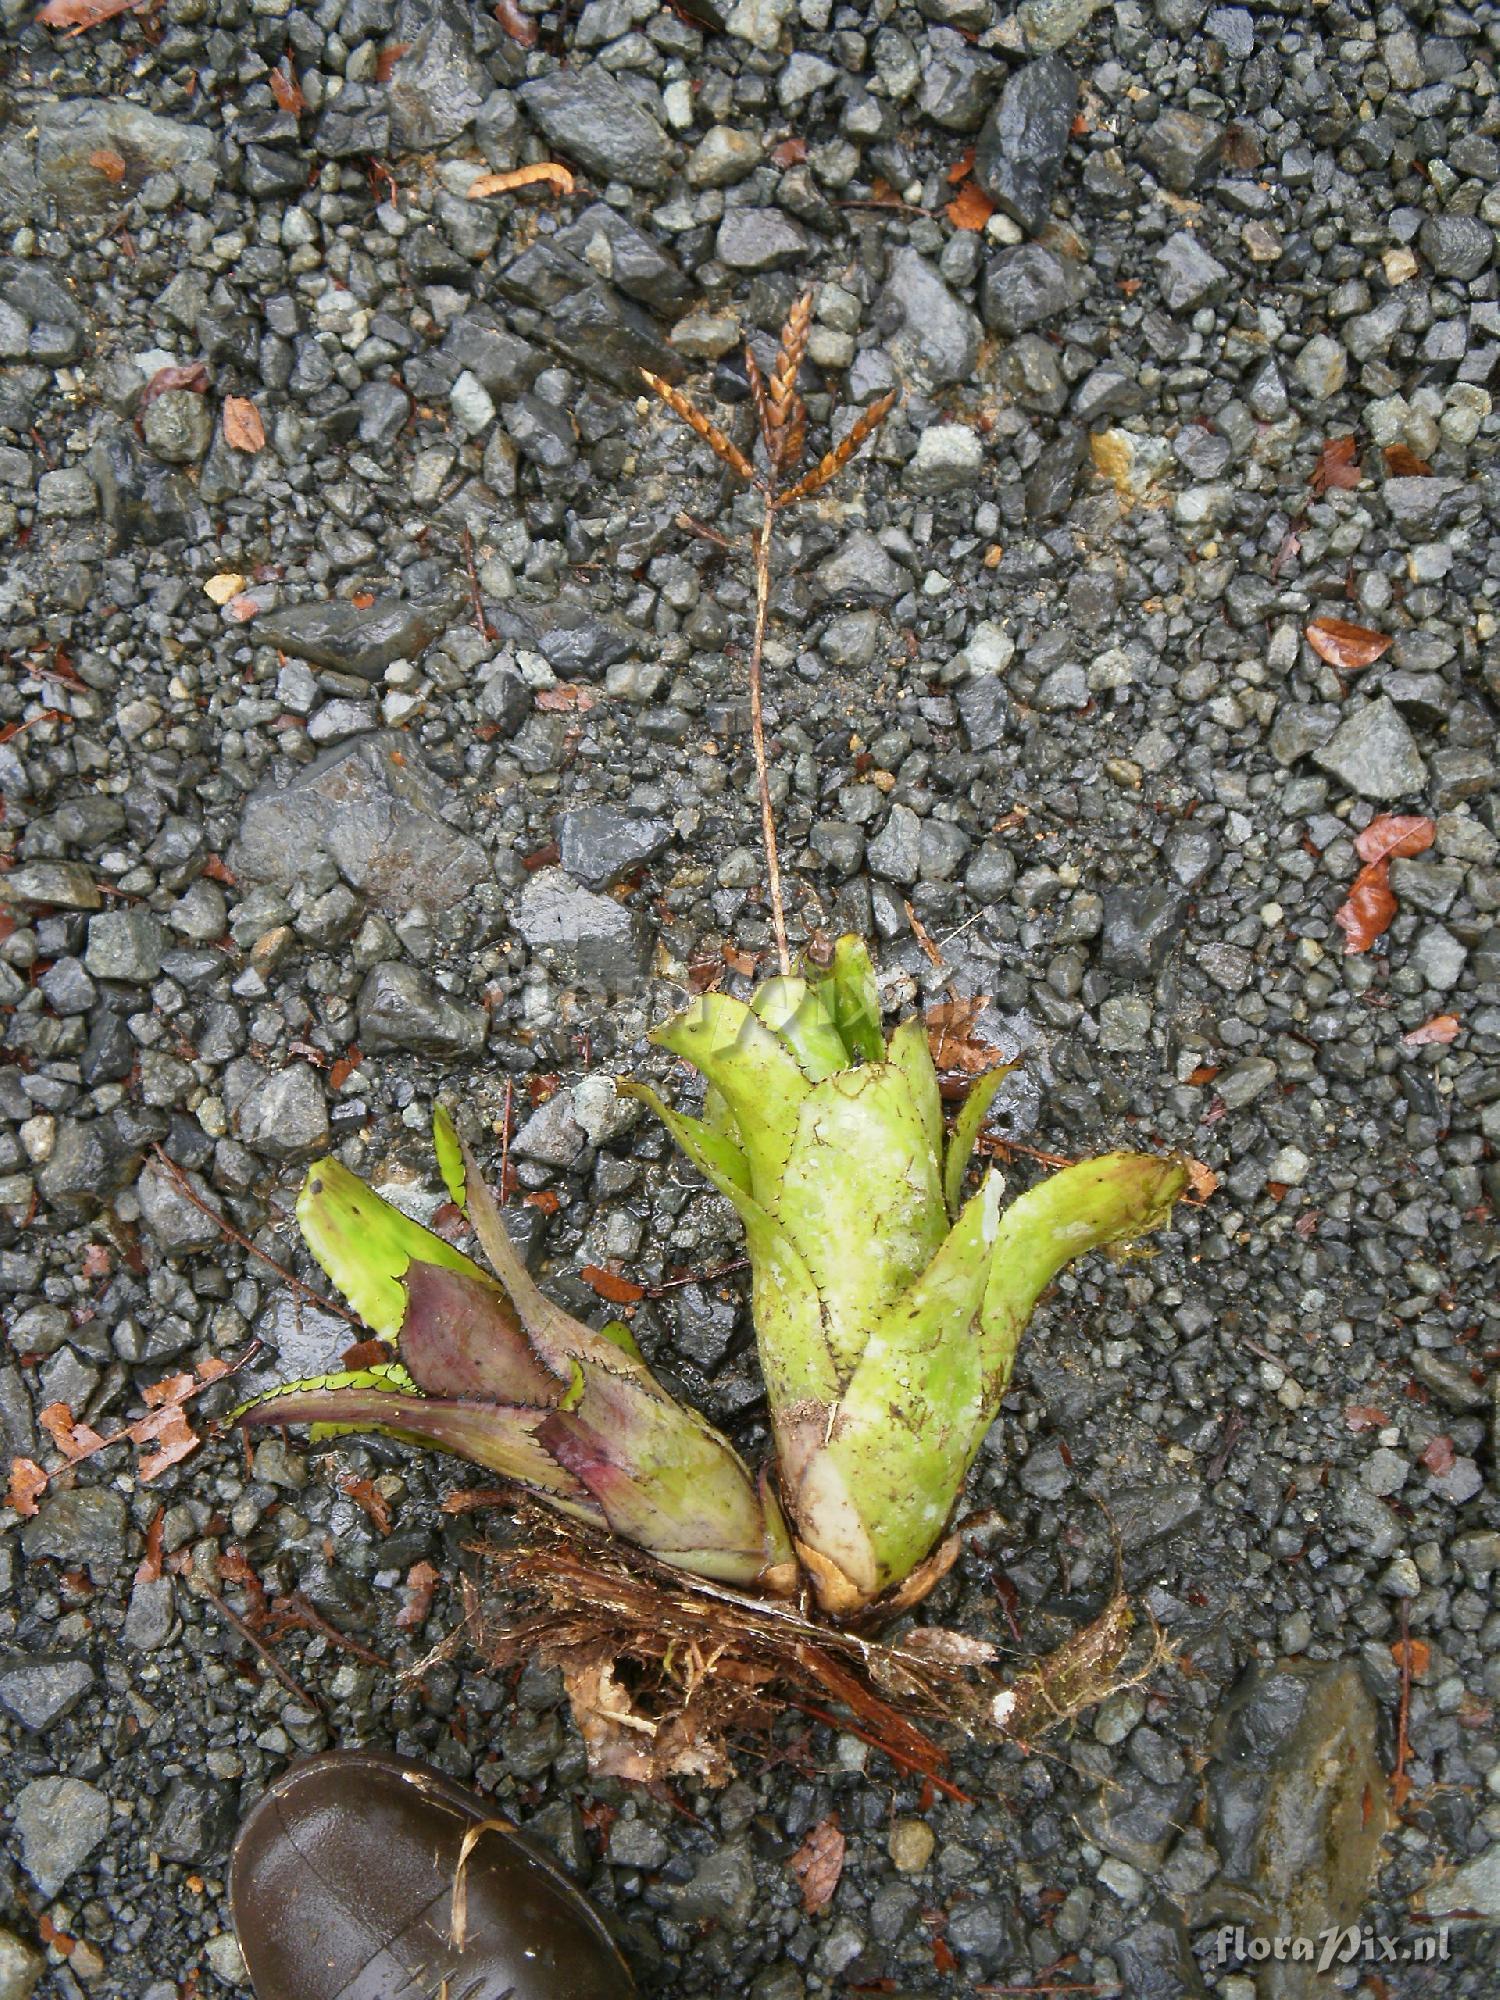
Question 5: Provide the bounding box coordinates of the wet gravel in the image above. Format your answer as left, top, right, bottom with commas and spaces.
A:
1, 0, 1498, 1995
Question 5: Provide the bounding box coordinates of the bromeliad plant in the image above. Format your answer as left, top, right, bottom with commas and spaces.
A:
238, 944, 1186, 1618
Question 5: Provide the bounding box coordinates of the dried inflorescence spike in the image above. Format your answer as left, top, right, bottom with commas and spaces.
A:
767, 290, 812, 474
778, 389, 900, 508
639, 369, 754, 484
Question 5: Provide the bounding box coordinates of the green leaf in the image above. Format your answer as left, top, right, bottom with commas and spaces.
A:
821, 935, 884, 1064
616, 1081, 752, 1201
775, 1062, 948, 1380
750, 976, 850, 1082
942, 1063, 1018, 1217
884, 1014, 945, 1170
651, 993, 813, 1205
295, 1158, 495, 1340
432, 1102, 467, 1210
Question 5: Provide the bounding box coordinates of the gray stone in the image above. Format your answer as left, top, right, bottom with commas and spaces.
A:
497, 238, 685, 393
867, 804, 923, 884
1, 104, 213, 223
1101, 884, 1189, 977
904, 423, 983, 494
1293, 333, 1347, 400
555, 204, 689, 315
686, 126, 763, 188
1313, 697, 1428, 800
999, 332, 1067, 413
252, 590, 461, 679
1410, 925, 1466, 992
1140, 109, 1223, 191
514, 1091, 586, 1169
1216, 1057, 1277, 1109
957, 677, 1012, 752
2, 860, 103, 910
974, 54, 1078, 236
514, 868, 649, 990
140, 387, 212, 463
876, 248, 982, 390
313, 83, 390, 159
558, 806, 672, 889
671, 1841, 757, 1925
122, 1574, 176, 1652
232, 733, 489, 913
0, 1929, 43, 2000
12, 1777, 111, 1898
979, 243, 1078, 334
36, 467, 97, 517
1156, 231, 1228, 312
1017, 0, 1102, 48
358, 962, 486, 1056
716, 207, 809, 272
231, 1062, 330, 1161
90, 428, 205, 549
609, 1816, 672, 1871
136, 1160, 223, 1255
1426, 1846, 1500, 1923
1418, 215, 1494, 282
519, 70, 671, 189
154, 1776, 234, 1864
84, 910, 165, 983
816, 531, 909, 604
386, 0, 488, 149
1205, 5, 1254, 54
1027, 429, 1088, 520
0, 1653, 94, 1733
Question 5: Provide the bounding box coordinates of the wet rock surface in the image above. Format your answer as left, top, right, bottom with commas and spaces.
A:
0, 0, 1496, 1994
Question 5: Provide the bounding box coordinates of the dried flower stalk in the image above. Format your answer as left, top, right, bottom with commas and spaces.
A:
641, 294, 899, 974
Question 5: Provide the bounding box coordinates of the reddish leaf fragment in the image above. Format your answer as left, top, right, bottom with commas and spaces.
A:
136, 1505, 165, 1584
1391, 1634, 1430, 1678
141, 1370, 196, 1409
82, 1242, 111, 1280
946, 148, 976, 185
396, 1558, 439, 1629
375, 41, 411, 81
341, 1338, 389, 1370
269, 59, 304, 115
1310, 435, 1361, 494
926, 995, 1002, 1076
1403, 1013, 1459, 1048
788, 1813, 845, 1915
7, 1458, 47, 1517
1383, 444, 1432, 478
1305, 616, 1392, 672
1186, 1064, 1221, 1087
580, 1265, 646, 1306
37, 0, 143, 30
223, 396, 266, 453
40, 1402, 108, 1463
493, 0, 538, 45
88, 147, 128, 183
140, 361, 209, 412
1420, 1435, 1456, 1476
136, 1405, 200, 1481
1344, 1405, 1388, 1432
770, 137, 808, 168
534, 683, 598, 711
945, 180, 996, 231
1356, 815, 1435, 868
341, 1474, 392, 1534
329, 1044, 362, 1089
1334, 863, 1398, 955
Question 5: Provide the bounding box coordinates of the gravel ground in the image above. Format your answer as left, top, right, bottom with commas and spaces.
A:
1, 0, 1498, 1995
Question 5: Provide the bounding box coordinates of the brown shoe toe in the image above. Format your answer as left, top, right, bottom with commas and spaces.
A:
230, 1749, 635, 2000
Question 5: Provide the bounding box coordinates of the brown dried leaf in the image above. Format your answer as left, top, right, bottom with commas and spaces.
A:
580, 1265, 646, 1305
1355, 815, 1435, 868
1344, 1405, 1388, 1432
468, 162, 575, 200
223, 396, 266, 453
269, 58, 304, 116
396, 1558, 439, 1629
136, 1406, 200, 1482
374, 41, 411, 81
493, 0, 538, 45
1402, 1013, 1459, 1048
945, 180, 996, 230
925, 995, 998, 1076
1334, 862, 1397, 955
770, 136, 808, 167
39, 1402, 109, 1463
1305, 616, 1391, 672
533, 683, 598, 712
562, 1656, 733, 1784
1420, 1435, 1456, 1476
341, 1474, 392, 1533
789, 1814, 845, 1915
139, 361, 209, 411
7, 1457, 48, 1517
136, 1505, 165, 1584
1185, 1157, 1219, 1203
88, 147, 128, 183
1310, 435, 1361, 494
1382, 444, 1432, 478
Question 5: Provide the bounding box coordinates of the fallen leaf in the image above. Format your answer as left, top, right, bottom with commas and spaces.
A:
341, 1474, 392, 1534
932, 1936, 958, 1975
1310, 435, 1361, 495
945, 181, 996, 231
40, 1402, 108, 1463
204, 573, 247, 605
375, 42, 411, 80
1356, 815, 1435, 868
37, 0, 143, 30
534, 683, 597, 711
926, 996, 1001, 1076
81, 1243, 111, 1280
580, 1265, 645, 1306
946, 148, 976, 184
1402, 1013, 1460, 1048
223, 396, 265, 453
722, 942, 758, 977
900, 1627, 998, 1667
468, 163, 575, 200
1334, 862, 1398, 955
140, 361, 209, 411
226, 594, 260, 623
493, 0, 538, 45
135, 1505, 165, 1584
1186, 1064, 1221, 1087
1305, 616, 1391, 672
788, 1813, 845, 1914
561, 1655, 732, 1784
1344, 1405, 1388, 1432
329, 1045, 361, 1089
1420, 1435, 1456, 1476
1185, 1157, 1219, 1202
7, 1457, 47, 1517
136, 1405, 200, 1482
269, 58, 304, 115
771, 136, 808, 168
396, 1558, 439, 1629
1383, 444, 1431, 478
1391, 1635, 1430, 1678
87, 147, 128, 183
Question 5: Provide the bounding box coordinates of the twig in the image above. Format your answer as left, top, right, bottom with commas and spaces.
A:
1393, 1597, 1413, 1813
200, 1581, 326, 1712
461, 527, 495, 643
150, 1146, 360, 1326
